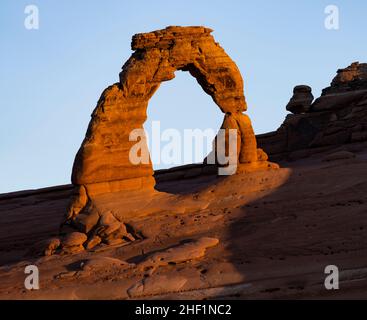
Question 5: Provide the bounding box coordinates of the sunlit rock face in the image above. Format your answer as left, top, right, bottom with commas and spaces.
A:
71, 26, 265, 195
64, 26, 271, 241
72, 27, 257, 192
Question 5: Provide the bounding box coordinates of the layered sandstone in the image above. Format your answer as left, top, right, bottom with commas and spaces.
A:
72, 26, 264, 191
258, 62, 367, 160
286, 85, 313, 114
312, 62, 367, 112
63, 26, 273, 246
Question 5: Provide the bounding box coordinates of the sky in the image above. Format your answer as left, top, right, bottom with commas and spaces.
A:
0, 0, 366, 193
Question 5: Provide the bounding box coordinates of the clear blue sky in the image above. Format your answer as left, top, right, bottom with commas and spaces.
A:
1, 0, 366, 193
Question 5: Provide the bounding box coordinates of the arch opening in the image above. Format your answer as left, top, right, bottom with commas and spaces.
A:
144, 70, 223, 171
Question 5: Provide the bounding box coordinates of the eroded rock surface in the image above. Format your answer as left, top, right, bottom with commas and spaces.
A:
127, 275, 187, 298
138, 237, 219, 272
72, 26, 261, 192
258, 62, 367, 161
81, 256, 132, 272
61, 232, 87, 254
60, 26, 273, 248
286, 85, 314, 114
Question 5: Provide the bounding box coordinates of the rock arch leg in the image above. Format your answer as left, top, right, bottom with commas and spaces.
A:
58, 26, 278, 252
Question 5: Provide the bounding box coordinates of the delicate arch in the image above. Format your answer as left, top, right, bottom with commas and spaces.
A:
71, 26, 260, 194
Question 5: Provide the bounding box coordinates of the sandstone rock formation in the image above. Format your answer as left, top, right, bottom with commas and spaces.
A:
286, 85, 313, 114
72, 26, 256, 191
62, 26, 273, 247
61, 232, 87, 254
258, 62, 367, 161
312, 62, 367, 112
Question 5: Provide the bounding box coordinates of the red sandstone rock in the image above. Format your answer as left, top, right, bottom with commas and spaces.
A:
62, 232, 87, 248
85, 235, 101, 250
64, 26, 270, 240
82, 257, 131, 272
331, 62, 367, 86
137, 237, 219, 272
72, 26, 256, 191
31, 237, 61, 256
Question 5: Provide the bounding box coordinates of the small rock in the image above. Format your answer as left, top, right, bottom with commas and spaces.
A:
99, 222, 122, 237
99, 222, 135, 243
28, 237, 61, 256
74, 210, 100, 234
61, 245, 85, 255
63, 232, 87, 247
85, 235, 101, 250
286, 85, 313, 114
99, 212, 119, 226
44, 238, 61, 256
257, 148, 269, 162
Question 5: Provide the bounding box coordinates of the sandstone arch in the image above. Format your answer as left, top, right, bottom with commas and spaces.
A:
67, 26, 272, 222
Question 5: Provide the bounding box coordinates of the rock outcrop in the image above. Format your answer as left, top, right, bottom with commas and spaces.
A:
258, 62, 367, 161
312, 62, 367, 112
72, 26, 259, 192
286, 85, 313, 114
61, 232, 87, 254
59, 26, 274, 251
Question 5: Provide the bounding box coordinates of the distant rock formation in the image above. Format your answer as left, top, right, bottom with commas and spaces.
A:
258, 62, 367, 160
286, 85, 313, 114
312, 62, 367, 112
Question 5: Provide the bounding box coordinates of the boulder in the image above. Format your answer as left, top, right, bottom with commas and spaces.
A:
85, 235, 101, 250
96, 221, 135, 244
44, 238, 61, 256
257, 148, 269, 161
99, 211, 118, 226
286, 85, 314, 114
29, 237, 61, 256
73, 209, 99, 234
62, 232, 87, 247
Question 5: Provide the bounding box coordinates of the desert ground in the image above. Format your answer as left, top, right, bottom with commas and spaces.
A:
1, 144, 366, 299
